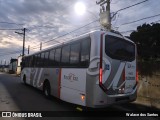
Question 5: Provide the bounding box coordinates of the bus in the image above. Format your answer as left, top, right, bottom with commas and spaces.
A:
21, 30, 138, 108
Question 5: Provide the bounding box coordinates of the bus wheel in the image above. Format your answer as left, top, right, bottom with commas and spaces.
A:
43, 81, 51, 98
23, 75, 26, 85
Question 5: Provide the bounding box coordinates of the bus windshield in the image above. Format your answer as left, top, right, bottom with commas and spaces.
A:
105, 35, 135, 61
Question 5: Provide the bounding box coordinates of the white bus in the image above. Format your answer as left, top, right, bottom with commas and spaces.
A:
21, 30, 138, 108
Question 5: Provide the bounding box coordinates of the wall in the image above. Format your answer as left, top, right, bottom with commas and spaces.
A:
136, 61, 160, 109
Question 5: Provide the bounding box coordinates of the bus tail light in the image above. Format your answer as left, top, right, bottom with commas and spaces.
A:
136, 70, 138, 82
99, 68, 103, 84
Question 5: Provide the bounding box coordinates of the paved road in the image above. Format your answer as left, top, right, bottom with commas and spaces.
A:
0, 72, 159, 120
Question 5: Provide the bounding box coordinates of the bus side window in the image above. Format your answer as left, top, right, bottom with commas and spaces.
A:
22, 58, 25, 67
81, 38, 90, 67
32, 55, 35, 67
37, 54, 41, 67
70, 43, 80, 67
29, 56, 33, 67
49, 49, 55, 67
34, 55, 38, 67
40, 52, 45, 67
28, 57, 31, 67
44, 51, 49, 67
35, 54, 40, 67
61, 45, 70, 67
55, 48, 61, 67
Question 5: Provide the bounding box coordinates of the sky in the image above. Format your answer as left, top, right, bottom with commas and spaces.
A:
0, 0, 160, 64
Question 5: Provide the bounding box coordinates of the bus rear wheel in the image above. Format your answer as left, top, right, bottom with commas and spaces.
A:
43, 81, 51, 98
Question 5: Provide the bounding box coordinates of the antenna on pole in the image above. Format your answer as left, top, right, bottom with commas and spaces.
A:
96, 0, 111, 31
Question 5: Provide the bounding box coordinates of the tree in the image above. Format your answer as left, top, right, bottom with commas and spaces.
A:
130, 23, 160, 60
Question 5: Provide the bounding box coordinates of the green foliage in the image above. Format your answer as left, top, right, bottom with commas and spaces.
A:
130, 23, 160, 61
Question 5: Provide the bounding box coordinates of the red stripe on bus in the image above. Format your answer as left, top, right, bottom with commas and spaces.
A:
99, 33, 104, 85
99, 33, 107, 92
58, 68, 62, 98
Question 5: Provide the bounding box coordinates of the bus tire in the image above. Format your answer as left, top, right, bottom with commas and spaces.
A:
23, 75, 26, 85
43, 81, 51, 98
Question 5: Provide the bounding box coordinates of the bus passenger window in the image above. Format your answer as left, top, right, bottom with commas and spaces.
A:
37, 54, 41, 67
28, 57, 31, 67
49, 49, 55, 67
29, 56, 35, 67
70, 43, 80, 67
44, 51, 49, 67
40, 53, 45, 67
55, 48, 61, 66
34, 55, 38, 67
61, 45, 70, 66
81, 39, 90, 67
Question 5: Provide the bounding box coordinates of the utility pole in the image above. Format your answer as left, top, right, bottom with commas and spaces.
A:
40, 42, 42, 50
96, 0, 111, 31
23, 28, 26, 56
28, 45, 30, 55
15, 28, 26, 56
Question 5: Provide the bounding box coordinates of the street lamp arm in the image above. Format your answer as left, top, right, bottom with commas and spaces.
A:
15, 31, 24, 35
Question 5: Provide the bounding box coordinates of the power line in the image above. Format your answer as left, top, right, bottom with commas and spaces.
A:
30, 25, 101, 50
120, 19, 160, 34
30, 19, 99, 49
28, 25, 57, 30
112, 0, 149, 18
120, 13, 160, 26
0, 49, 22, 55
116, 0, 148, 13
0, 49, 27, 57
0, 28, 22, 30
0, 22, 24, 26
